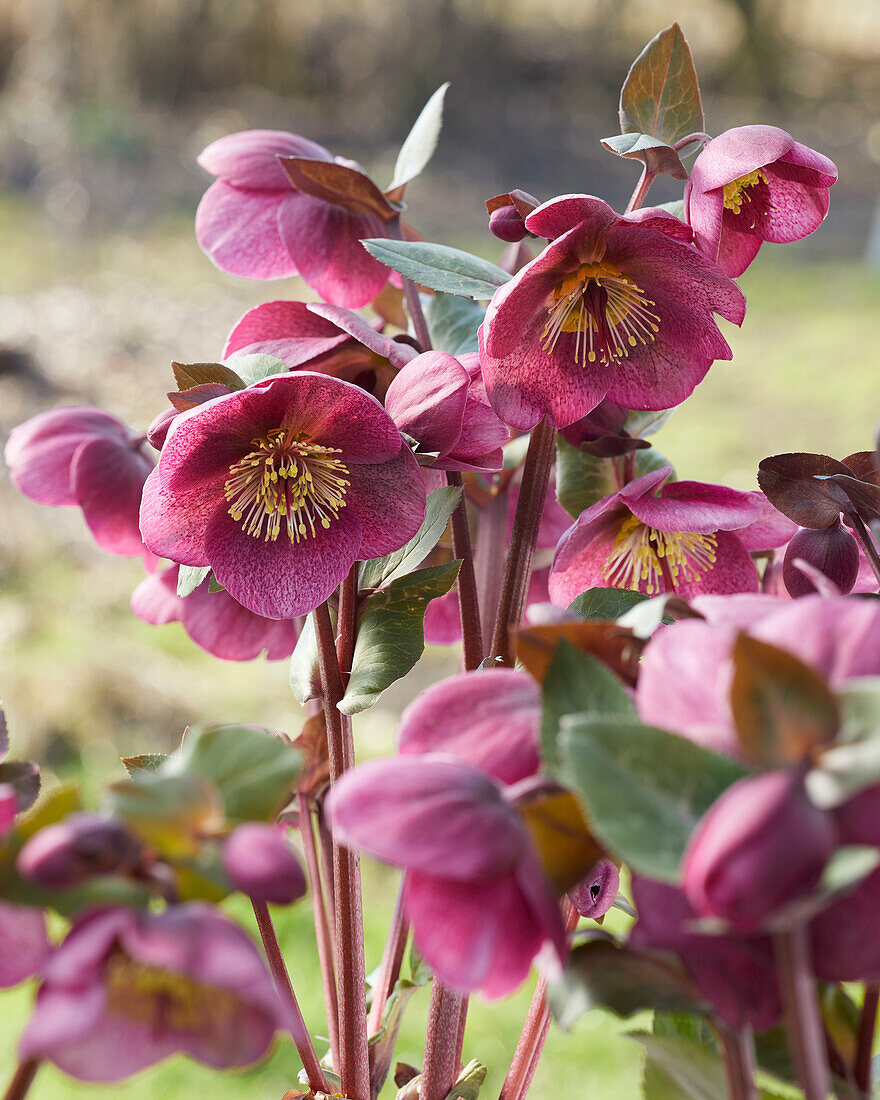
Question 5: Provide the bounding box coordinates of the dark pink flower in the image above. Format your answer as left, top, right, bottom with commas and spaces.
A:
5, 407, 156, 566
223, 823, 306, 905
478, 195, 745, 429
326, 755, 566, 998
139, 372, 425, 619
569, 858, 619, 920
685, 125, 837, 277
19, 904, 285, 1080
18, 813, 142, 889
131, 565, 300, 661
548, 467, 792, 606
385, 351, 509, 473
195, 130, 394, 307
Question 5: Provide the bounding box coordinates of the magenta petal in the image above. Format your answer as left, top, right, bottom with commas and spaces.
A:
674, 530, 759, 598
204, 504, 362, 619
223, 299, 350, 359
604, 342, 713, 411
424, 589, 462, 645
131, 568, 182, 626
811, 869, 880, 982
198, 129, 331, 190
547, 505, 626, 607
570, 858, 620, 919
733, 493, 798, 552
524, 194, 619, 241
345, 445, 426, 560
715, 221, 763, 278
761, 164, 831, 244
385, 352, 469, 455
623, 207, 693, 243
688, 126, 795, 192
181, 582, 299, 661
398, 669, 541, 785
626, 480, 762, 534
0, 902, 48, 987
277, 194, 390, 308
139, 468, 213, 567
453, 394, 510, 459
326, 756, 525, 879
308, 304, 418, 369
70, 436, 153, 557
195, 182, 297, 280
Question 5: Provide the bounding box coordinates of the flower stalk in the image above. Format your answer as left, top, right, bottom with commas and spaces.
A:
855, 982, 879, 1092
773, 925, 833, 1100
2, 1061, 39, 1100
717, 1024, 759, 1100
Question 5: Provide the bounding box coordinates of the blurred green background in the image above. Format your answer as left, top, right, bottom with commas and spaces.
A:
1, 0, 879, 1096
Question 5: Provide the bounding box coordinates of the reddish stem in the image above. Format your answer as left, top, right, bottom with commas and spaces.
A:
251, 900, 331, 1094
855, 982, 880, 1092
625, 166, 657, 214
772, 925, 832, 1100
420, 985, 467, 1100
717, 1023, 759, 1100
447, 471, 484, 670
336, 563, 359, 680
2, 1062, 39, 1100
473, 482, 509, 640
672, 131, 713, 151
847, 511, 880, 589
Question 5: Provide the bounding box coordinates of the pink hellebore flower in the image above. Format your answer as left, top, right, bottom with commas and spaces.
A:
19, 904, 285, 1080
326, 755, 566, 998
385, 351, 509, 473
195, 130, 394, 307
5, 407, 156, 566
685, 126, 837, 278
139, 372, 425, 619
548, 466, 794, 606
478, 195, 746, 429
131, 565, 300, 661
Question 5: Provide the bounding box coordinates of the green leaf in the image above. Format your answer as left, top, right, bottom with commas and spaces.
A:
446, 1060, 487, 1100
600, 132, 688, 181
171, 361, 245, 391
388, 83, 450, 192
222, 353, 288, 385
289, 613, 322, 706
632, 1034, 728, 1100
121, 753, 168, 777
168, 724, 301, 822
625, 407, 676, 438
548, 934, 706, 1029
340, 560, 461, 714
360, 486, 461, 590
360, 240, 509, 301
555, 436, 673, 519
105, 771, 223, 858
207, 573, 225, 593
427, 292, 485, 356
560, 716, 747, 882
619, 23, 704, 148
542, 641, 636, 774
568, 587, 649, 621
177, 564, 210, 598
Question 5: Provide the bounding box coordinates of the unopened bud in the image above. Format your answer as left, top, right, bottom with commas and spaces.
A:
223, 823, 307, 905
783, 523, 860, 597
489, 204, 528, 243
569, 858, 619, 919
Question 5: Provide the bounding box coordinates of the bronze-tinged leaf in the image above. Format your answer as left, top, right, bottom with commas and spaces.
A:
485, 189, 540, 219
516, 621, 644, 687
842, 451, 880, 487
820, 474, 880, 523
516, 788, 604, 893
171, 361, 245, 392
293, 711, 330, 799
600, 133, 688, 180
278, 157, 398, 220
370, 282, 408, 330
619, 23, 704, 147
730, 634, 840, 767
757, 452, 852, 528
167, 382, 234, 413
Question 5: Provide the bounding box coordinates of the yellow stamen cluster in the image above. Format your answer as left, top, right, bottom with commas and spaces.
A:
722, 168, 768, 214
602, 512, 718, 595
541, 261, 660, 367
224, 428, 349, 543
104, 954, 239, 1034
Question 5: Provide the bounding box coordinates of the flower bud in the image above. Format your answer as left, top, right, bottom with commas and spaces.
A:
783, 523, 860, 598
146, 407, 177, 450
682, 770, 837, 931
223, 823, 307, 905
489, 204, 528, 243
569, 858, 619, 919
18, 813, 142, 888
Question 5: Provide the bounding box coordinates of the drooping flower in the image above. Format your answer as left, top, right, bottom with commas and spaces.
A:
326, 755, 566, 998
685, 126, 837, 277
222, 823, 307, 905
5, 407, 156, 566
139, 372, 425, 619
131, 565, 300, 661
19, 904, 285, 1080
548, 466, 794, 607
195, 130, 397, 307
478, 195, 746, 429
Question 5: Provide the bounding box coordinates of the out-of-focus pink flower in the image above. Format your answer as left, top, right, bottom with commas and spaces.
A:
5, 407, 156, 566
385, 351, 509, 473
19, 904, 284, 1080
569, 858, 619, 920
131, 565, 300, 661
685, 126, 837, 277
223, 823, 307, 905
548, 467, 792, 606
0, 902, 49, 988
397, 668, 540, 785
195, 130, 395, 307
18, 813, 142, 889
326, 755, 566, 998
478, 195, 745, 429
139, 372, 425, 619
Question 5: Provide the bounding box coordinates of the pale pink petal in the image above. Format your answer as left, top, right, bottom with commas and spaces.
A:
385, 352, 469, 455
198, 129, 331, 190
735, 493, 798, 551
0, 902, 49, 987
223, 299, 350, 360
70, 436, 153, 557
196, 182, 297, 280
626, 480, 762, 534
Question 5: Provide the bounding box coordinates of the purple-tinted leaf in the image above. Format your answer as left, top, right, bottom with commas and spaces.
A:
757, 453, 852, 528
171, 362, 245, 392
619, 23, 704, 147
820, 474, 880, 523
0, 762, 40, 812
600, 133, 688, 180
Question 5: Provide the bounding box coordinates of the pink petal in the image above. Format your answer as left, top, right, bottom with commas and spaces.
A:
524, 194, 619, 241
195, 183, 297, 280
715, 219, 763, 277
734, 492, 798, 551
623, 207, 694, 243
760, 162, 831, 244
345, 445, 426, 560
223, 299, 350, 359
674, 530, 759, 598
548, 511, 622, 608
385, 352, 469, 455
70, 436, 154, 557
131, 568, 182, 626
0, 902, 49, 987
687, 126, 795, 192
308, 304, 419, 369
198, 129, 331, 190
626, 480, 762, 534
424, 589, 462, 645
181, 580, 299, 661
139, 468, 214, 567
452, 394, 510, 460
604, 340, 714, 411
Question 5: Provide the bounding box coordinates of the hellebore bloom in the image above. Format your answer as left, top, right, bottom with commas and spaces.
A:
478, 195, 745, 429
397, 668, 541, 785
681, 769, 837, 931
685, 126, 837, 277
131, 566, 300, 661
326, 755, 566, 998
139, 372, 425, 619
5, 406, 156, 565
19, 904, 285, 1080
18, 813, 142, 889
223, 823, 307, 905
569, 858, 619, 920
385, 351, 509, 473
195, 129, 395, 307
548, 466, 793, 606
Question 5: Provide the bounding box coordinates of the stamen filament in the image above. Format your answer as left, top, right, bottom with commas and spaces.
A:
602, 512, 718, 595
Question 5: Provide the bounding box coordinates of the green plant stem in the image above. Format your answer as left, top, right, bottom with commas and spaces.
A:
367, 877, 410, 1035
855, 982, 880, 1092
447, 471, 484, 670
2, 1061, 39, 1100
420, 984, 467, 1100
489, 419, 556, 665
625, 166, 657, 214
251, 900, 331, 1095
717, 1024, 759, 1100
314, 599, 371, 1100
773, 925, 832, 1100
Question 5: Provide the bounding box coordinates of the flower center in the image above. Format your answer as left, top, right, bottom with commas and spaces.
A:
541, 261, 660, 367
224, 428, 349, 543
104, 954, 238, 1034
602, 513, 718, 595
722, 168, 768, 214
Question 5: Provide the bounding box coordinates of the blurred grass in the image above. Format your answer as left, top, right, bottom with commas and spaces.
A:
1, 196, 879, 1097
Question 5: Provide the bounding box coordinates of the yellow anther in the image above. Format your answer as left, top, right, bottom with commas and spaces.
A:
601, 513, 718, 595
722, 168, 768, 214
